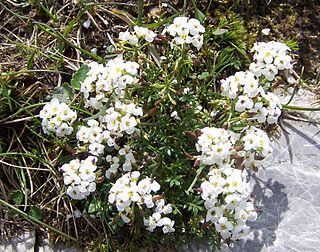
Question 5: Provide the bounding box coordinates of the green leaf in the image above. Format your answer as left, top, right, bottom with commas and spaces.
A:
27, 51, 35, 70
28, 206, 42, 220
199, 71, 209, 80
51, 83, 73, 103
88, 198, 102, 214
71, 65, 89, 91
83, 104, 107, 121
10, 190, 23, 205
195, 8, 206, 24
212, 28, 228, 36
106, 45, 115, 54
147, 45, 162, 69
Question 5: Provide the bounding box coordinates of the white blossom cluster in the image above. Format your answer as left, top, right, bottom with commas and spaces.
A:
99, 100, 143, 135
165, 16, 205, 50
221, 71, 261, 100
105, 145, 137, 178
239, 126, 272, 169
255, 90, 282, 124
196, 126, 272, 171
76, 100, 142, 156
200, 165, 257, 241
220, 71, 282, 124
59, 156, 98, 200
196, 127, 238, 166
76, 119, 115, 156
143, 200, 175, 233
249, 41, 293, 81
80, 58, 139, 109
108, 171, 174, 233
39, 98, 77, 137
119, 26, 156, 45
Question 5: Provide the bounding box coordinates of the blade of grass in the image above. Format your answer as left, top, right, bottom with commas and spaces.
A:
136, 0, 144, 26
35, 22, 103, 62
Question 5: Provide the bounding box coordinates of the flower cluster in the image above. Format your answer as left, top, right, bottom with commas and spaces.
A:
221, 71, 261, 100
196, 126, 272, 171
196, 127, 237, 166
200, 166, 257, 241
59, 156, 98, 200
80, 58, 139, 109
39, 98, 77, 137
76, 100, 142, 155
108, 172, 174, 233
249, 41, 293, 81
119, 26, 156, 45
143, 199, 175, 233
239, 126, 272, 169
105, 145, 136, 178
256, 91, 282, 124
76, 119, 114, 156
220, 71, 282, 124
99, 100, 143, 135
165, 17, 205, 50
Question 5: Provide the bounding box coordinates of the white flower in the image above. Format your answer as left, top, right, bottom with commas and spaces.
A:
119, 115, 137, 134
56, 123, 73, 137
170, 111, 181, 120
196, 127, 235, 165
167, 16, 189, 36
67, 185, 86, 200
249, 62, 263, 77
145, 212, 161, 232
158, 217, 175, 233
234, 207, 249, 223
79, 59, 140, 109
243, 127, 272, 156
225, 194, 241, 210
235, 95, 254, 112
261, 64, 278, 81
250, 41, 293, 80
261, 28, 270, 35
263, 92, 281, 110
274, 54, 292, 70
215, 217, 233, 239
76, 126, 89, 143
266, 107, 282, 124
119, 30, 138, 45
225, 173, 244, 193
156, 199, 173, 214
88, 142, 105, 156
191, 34, 204, 50
243, 78, 260, 97
134, 26, 156, 42
188, 18, 205, 36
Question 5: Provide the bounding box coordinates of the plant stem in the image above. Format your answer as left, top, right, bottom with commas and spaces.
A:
186, 165, 205, 193
282, 104, 320, 111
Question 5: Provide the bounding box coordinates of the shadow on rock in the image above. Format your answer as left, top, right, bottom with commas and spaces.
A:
234, 174, 289, 251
